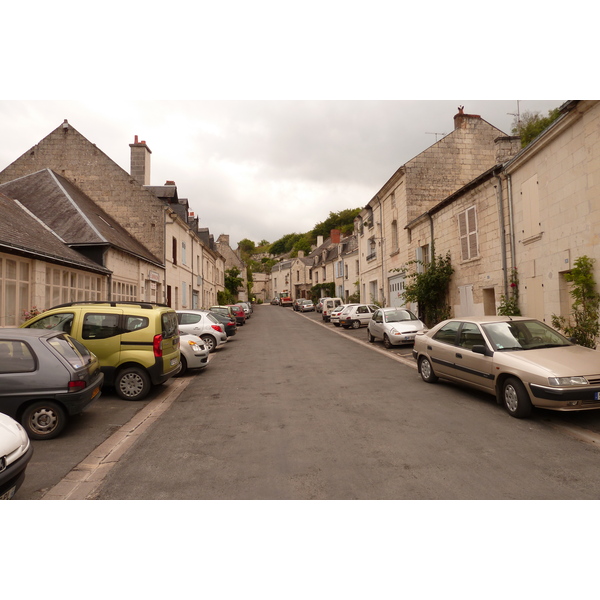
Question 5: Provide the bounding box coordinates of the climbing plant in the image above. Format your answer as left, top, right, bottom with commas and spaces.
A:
400, 250, 454, 327
551, 255, 600, 349
497, 268, 521, 316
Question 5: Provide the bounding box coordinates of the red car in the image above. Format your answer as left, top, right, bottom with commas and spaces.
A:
227, 305, 246, 326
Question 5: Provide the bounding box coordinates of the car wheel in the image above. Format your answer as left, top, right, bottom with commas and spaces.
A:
352, 320, 360, 329
334, 322, 340, 327
502, 377, 533, 418
201, 334, 217, 353
383, 334, 392, 349
419, 356, 438, 383
116, 366, 151, 401
367, 330, 375, 343
175, 355, 187, 377
21, 401, 67, 440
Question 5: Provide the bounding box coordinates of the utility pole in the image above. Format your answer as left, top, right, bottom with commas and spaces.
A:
508, 100, 521, 134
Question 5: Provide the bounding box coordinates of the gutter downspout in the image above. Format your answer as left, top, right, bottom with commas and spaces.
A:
507, 174, 517, 273
495, 175, 509, 297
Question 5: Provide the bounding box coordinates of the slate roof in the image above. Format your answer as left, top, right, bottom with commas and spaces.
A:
0, 169, 162, 266
0, 191, 109, 273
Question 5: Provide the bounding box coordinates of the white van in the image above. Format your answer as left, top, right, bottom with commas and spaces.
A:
321, 297, 343, 322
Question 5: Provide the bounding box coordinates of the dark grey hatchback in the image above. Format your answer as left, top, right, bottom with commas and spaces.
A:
0, 329, 104, 439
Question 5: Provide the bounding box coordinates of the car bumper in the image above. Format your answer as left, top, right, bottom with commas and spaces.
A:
529, 383, 600, 410
0, 442, 33, 499
57, 372, 104, 416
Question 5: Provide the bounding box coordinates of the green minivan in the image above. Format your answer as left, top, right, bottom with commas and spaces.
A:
22, 302, 180, 400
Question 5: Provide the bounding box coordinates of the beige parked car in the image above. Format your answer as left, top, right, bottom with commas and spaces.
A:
412, 316, 600, 418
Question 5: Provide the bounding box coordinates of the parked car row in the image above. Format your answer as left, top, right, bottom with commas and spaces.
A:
304, 302, 600, 421
0, 299, 254, 498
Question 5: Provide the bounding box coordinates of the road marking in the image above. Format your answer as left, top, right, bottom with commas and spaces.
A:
41, 376, 192, 500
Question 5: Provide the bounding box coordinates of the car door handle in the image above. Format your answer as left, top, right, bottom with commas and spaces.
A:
455, 353, 463, 359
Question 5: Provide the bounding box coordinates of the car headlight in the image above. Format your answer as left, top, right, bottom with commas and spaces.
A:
187, 340, 201, 350
548, 376, 589, 386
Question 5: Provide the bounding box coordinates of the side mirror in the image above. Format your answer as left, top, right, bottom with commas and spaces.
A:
472, 344, 493, 357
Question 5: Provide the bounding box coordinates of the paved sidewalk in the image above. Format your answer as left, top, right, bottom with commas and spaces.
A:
41, 377, 191, 500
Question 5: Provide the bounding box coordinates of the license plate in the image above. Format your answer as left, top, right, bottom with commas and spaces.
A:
404, 335, 415, 341
170, 357, 179, 366
596, 392, 600, 400
0, 486, 16, 500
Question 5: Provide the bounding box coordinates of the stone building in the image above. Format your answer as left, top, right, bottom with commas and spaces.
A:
0, 190, 110, 325
502, 100, 600, 324
356, 107, 514, 308
216, 234, 248, 302
0, 121, 226, 309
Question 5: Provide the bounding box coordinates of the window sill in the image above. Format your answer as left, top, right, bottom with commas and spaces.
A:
521, 232, 543, 245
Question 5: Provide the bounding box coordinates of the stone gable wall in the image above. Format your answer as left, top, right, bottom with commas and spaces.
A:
0, 123, 165, 261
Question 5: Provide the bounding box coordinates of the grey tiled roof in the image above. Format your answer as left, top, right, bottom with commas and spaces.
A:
0, 169, 162, 265
0, 191, 109, 273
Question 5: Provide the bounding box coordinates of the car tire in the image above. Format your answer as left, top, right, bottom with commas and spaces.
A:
502, 377, 533, 418
201, 334, 217, 353
175, 355, 188, 377
383, 334, 392, 349
367, 330, 375, 343
116, 366, 151, 401
419, 356, 438, 383
21, 401, 67, 440
352, 320, 360, 329
334, 322, 340, 327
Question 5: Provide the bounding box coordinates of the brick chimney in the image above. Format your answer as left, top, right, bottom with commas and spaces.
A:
330, 229, 341, 244
454, 106, 481, 130
129, 135, 152, 185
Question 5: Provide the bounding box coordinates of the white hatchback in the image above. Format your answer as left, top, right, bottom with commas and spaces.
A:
0, 413, 33, 500
339, 304, 379, 329
176, 310, 228, 353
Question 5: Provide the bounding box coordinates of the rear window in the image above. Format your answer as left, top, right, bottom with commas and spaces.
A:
0, 340, 36, 373
162, 311, 179, 337
47, 334, 91, 369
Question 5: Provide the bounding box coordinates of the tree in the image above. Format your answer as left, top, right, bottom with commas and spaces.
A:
512, 107, 561, 147
551, 256, 600, 349
224, 267, 244, 298
311, 208, 361, 240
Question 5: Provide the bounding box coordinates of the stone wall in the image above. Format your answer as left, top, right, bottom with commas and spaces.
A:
0, 121, 165, 261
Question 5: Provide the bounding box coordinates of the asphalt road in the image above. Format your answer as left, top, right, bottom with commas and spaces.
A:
82, 304, 600, 500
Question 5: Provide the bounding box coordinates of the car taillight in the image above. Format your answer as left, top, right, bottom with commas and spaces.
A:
211, 324, 223, 333
153, 334, 163, 357
69, 380, 86, 392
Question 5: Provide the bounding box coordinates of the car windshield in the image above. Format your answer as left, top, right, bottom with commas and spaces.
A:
481, 320, 572, 351
385, 309, 418, 323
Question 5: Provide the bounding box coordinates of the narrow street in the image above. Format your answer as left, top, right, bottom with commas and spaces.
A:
86, 304, 600, 500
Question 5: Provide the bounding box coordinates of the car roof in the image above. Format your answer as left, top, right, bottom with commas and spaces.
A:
441, 316, 533, 324
2, 327, 62, 340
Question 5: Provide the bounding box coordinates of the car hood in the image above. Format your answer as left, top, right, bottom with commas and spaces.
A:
499, 345, 600, 377
386, 321, 424, 333
0, 413, 30, 460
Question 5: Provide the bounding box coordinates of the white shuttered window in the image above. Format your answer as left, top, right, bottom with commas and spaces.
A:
458, 207, 478, 261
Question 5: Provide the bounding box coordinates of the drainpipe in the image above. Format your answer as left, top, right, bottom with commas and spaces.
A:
506, 174, 517, 273
495, 175, 509, 297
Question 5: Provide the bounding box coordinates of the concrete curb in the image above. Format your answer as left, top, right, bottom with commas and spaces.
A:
41, 376, 192, 500
297, 309, 419, 370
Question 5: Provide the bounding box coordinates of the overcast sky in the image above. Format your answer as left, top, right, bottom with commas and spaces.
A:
0, 99, 563, 248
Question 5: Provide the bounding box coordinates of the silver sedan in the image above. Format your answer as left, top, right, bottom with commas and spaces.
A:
412, 316, 600, 418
